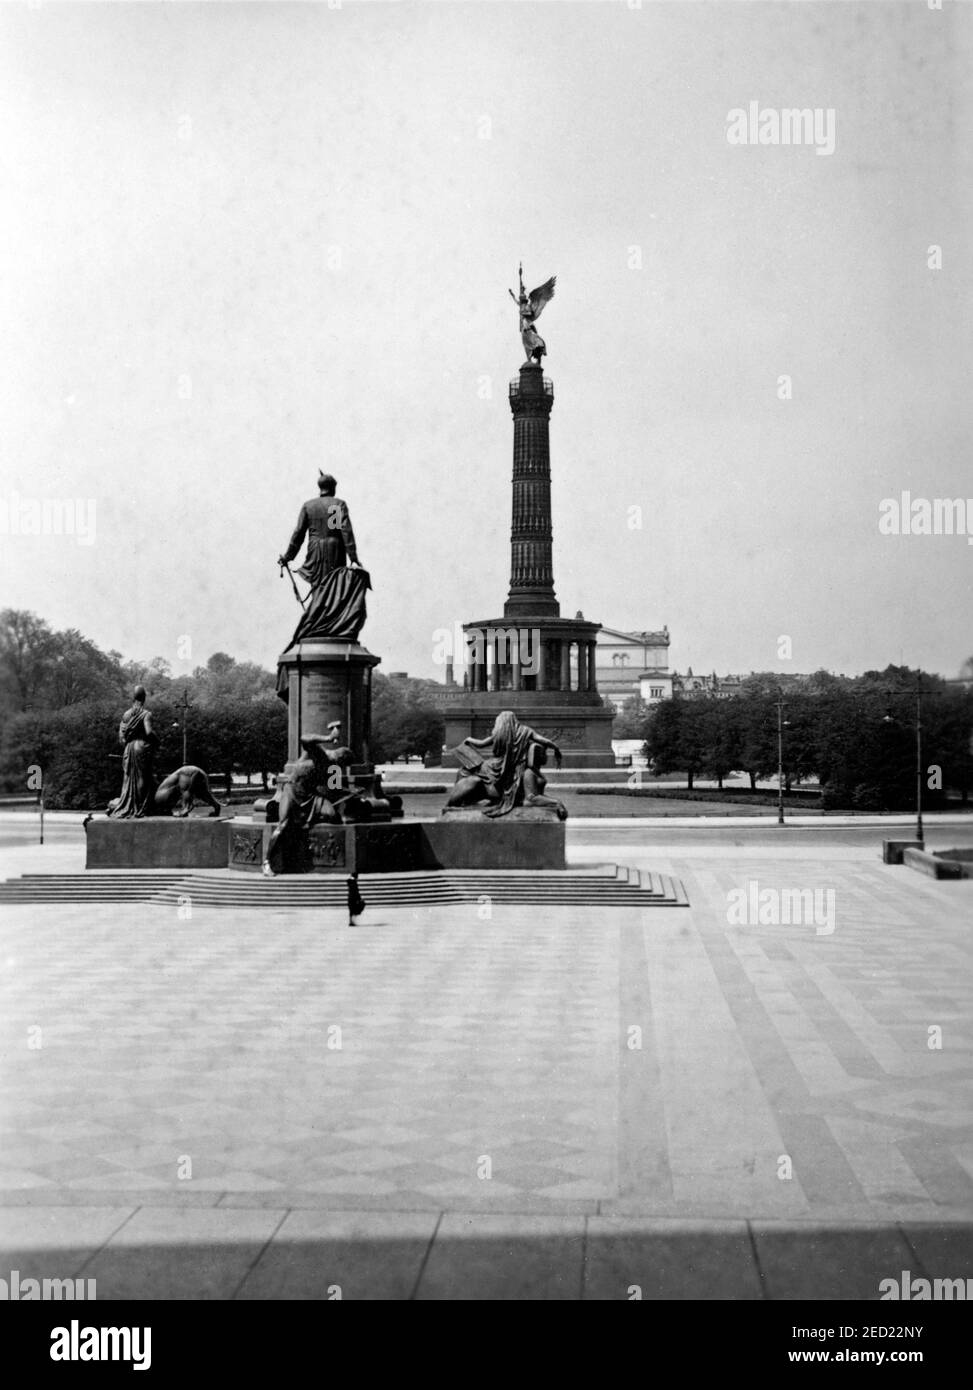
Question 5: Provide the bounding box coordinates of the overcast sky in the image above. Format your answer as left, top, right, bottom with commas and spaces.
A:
1, 1, 970, 686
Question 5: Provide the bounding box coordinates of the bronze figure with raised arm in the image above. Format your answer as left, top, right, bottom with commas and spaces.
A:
508, 263, 556, 365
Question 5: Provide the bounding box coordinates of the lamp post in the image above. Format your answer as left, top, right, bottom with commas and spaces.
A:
25, 702, 43, 845
775, 688, 791, 826
883, 674, 925, 847
174, 689, 191, 765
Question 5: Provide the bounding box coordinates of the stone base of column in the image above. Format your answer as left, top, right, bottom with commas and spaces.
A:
448, 615, 612, 767
442, 693, 616, 770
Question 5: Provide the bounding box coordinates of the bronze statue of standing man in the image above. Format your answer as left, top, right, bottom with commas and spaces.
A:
278, 471, 362, 591
276, 472, 371, 648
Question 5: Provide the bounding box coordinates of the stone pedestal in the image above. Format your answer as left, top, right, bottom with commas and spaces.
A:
442, 614, 615, 768
85, 816, 565, 873
277, 640, 379, 764
86, 816, 236, 870
265, 638, 394, 823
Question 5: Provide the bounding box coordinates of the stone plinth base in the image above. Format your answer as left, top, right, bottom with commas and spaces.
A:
903, 847, 965, 879
85, 817, 235, 870
86, 816, 565, 873
277, 640, 380, 765
232, 818, 565, 873
882, 839, 924, 865
440, 806, 563, 822
424, 818, 564, 869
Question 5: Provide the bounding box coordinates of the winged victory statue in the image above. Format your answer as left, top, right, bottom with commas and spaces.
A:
509, 263, 556, 365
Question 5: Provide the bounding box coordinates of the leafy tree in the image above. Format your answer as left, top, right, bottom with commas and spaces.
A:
192, 654, 276, 706
236, 698, 288, 789
46, 630, 126, 708
698, 698, 739, 789
0, 698, 120, 809
370, 674, 444, 764
644, 699, 708, 788
612, 697, 651, 739
122, 656, 174, 696
0, 609, 56, 714
733, 693, 776, 789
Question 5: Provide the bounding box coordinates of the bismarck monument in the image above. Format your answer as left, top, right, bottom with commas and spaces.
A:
243, 470, 399, 874
87, 457, 565, 870
442, 265, 615, 770
273, 472, 380, 782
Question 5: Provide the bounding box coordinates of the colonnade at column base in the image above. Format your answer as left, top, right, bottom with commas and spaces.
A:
442, 695, 616, 770
444, 614, 615, 768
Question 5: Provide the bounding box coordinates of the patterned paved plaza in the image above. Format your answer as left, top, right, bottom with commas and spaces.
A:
1, 829, 971, 1297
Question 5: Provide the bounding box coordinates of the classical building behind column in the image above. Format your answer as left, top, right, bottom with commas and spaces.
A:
441, 360, 615, 769
595, 627, 671, 710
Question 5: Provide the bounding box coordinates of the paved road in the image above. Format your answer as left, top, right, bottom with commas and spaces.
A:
571, 821, 973, 853
3, 814, 972, 857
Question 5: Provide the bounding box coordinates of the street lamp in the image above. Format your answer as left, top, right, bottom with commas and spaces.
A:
776, 688, 792, 826
25, 701, 44, 846
883, 673, 925, 847
173, 689, 191, 765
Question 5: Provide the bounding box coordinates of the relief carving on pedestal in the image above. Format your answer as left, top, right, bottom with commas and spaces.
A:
310, 832, 346, 868
231, 830, 263, 865
537, 726, 585, 746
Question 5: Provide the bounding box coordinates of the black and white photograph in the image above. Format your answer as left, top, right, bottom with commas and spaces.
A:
0, 0, 971, 1340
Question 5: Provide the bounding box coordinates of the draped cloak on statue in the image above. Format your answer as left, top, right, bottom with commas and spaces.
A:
276, 567, 371, 699
108, 702, 157, 818
451, 714, 541, 818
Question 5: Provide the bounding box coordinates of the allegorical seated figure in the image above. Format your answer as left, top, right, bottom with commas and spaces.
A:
108, 685, 158, 819
445, 710, 568, 820
263, 725, 356, 876
153, 766, 222, 818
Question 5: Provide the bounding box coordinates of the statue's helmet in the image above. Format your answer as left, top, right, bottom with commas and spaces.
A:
318, 471, 337, 494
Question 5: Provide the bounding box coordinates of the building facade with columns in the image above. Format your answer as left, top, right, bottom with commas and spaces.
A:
595, 626, 671, 710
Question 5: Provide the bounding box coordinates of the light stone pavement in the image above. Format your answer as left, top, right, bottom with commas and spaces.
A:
1, 829, 971, 1298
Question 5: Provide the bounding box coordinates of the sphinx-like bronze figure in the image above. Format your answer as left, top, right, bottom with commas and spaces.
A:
154, 766, 222, 818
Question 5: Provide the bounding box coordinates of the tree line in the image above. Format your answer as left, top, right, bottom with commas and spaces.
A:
0, 609, 444, 809
624, 668, 973, 809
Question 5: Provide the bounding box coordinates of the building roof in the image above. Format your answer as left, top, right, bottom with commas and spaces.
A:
597, 626, 670, 644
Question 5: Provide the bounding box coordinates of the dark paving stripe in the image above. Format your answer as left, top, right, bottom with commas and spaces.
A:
617, 920, 673, 1201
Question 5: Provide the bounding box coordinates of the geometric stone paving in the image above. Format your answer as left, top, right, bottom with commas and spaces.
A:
1, 853, 970, 1218
2, 837, 971, 1296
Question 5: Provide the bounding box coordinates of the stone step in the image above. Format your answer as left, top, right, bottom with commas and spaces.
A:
0, 867, 689, 908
